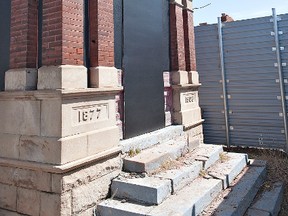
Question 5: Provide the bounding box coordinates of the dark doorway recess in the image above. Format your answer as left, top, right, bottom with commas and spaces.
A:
121, 0, 170, 138
0, 0, 11, 91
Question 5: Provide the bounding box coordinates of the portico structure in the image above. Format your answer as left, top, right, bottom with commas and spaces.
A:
0, 0, 203, 215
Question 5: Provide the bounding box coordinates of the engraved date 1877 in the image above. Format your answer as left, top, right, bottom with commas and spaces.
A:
73, 104, 108, 125
78, 107, 102, 123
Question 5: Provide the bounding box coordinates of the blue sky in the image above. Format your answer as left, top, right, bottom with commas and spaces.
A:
193, 0, 288, 25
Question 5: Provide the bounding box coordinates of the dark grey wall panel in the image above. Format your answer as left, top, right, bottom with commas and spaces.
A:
114, 0, 123, 69
0, 0, 11, 91
123, 0, 167, 138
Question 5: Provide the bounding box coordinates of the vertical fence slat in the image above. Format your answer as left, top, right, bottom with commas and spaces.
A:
272, 8, 288, 151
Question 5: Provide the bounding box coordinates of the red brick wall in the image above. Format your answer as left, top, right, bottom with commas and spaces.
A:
10, 0, 38, 69
183, 10, 196, 71
170, 4, 186, 71
89, 0, 114, 67
42, 0, 84, 66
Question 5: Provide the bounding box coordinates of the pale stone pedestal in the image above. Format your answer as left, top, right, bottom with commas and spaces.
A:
0, 88, 122, 215
38, 65, 88, 90
5, 68, 38, 90
171, 70, 204, 150
90, 66, 119, 88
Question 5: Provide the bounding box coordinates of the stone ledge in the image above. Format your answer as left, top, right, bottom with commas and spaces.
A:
183, 119, 205, 130
0, 88, 123, 100
170, 0, 183, 7
0, 147, 121, 174
172, 83, 201, 90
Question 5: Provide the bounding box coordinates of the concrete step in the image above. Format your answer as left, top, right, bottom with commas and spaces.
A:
207, 152, 248, 189
123, 143, 223, 174
148, 178, 222, 216
97, 177, 223, 216
112, 144, 224, 206
123, 140, 188, 173
120, 125, 184, 153
202, 160, 267, 216
111, 176, 172, 205
246, 181, 284, 216
155, 160, 202, 193
111, 160, 202, 205
191, 144, 224, 169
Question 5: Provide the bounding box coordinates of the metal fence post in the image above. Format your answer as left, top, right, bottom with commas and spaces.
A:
272, 8, 288, 152
217, 17, 231, 148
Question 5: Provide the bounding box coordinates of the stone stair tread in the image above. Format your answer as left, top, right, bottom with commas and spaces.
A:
207, 152, 248, 189
210, 160, 267, 216
97, 199, 153, 216
97, 177, 222, 216
191, 144, 223, 169
148, 178, 222, 216
247, 181, 284, 216
120, 125, 184, 153
123, 141, 187, 173
155, 160, 202, 193
111, 176, 172, 205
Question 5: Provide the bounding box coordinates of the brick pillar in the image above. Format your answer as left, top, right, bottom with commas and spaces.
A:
183, 10, 196, 72
5, 0, 38, 91
37, 0, 87, 90
170, 3, 186, 72
89, 0, 118, 88
170, 0, 203, 141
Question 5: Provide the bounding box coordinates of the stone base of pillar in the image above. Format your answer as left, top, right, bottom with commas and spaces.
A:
182, 0, 193, 10
5, 68, 38, 91
0, 88, 122, 215
37, 65, 87, 90
0, 151, 121, 216
90, 66, 119, 88
0, 88, 122, 165
184, 123, 204, 151
171, 70, 204, 129
171, 70, 189, 85
188, 71, 199, 84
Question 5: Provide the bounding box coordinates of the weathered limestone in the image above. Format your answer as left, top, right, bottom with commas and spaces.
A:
172, 84, 202, 128
0, 154, 121, 216
90, 66, 119, 88
182, 0, 193, 11
0, 89, 121, 165
0, 85, 122, 215
37, 65, 87, 90
5, 68, 38, 91
171, 70, 189, 85
189, 71, 199, 84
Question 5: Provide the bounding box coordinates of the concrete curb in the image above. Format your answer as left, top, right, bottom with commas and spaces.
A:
247, 182, 284, 216
214, 161, 267, 216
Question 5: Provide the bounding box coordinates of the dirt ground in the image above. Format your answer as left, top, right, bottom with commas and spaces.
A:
225, 147, 288, 215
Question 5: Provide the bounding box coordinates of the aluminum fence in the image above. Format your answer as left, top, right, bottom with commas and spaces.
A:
195, 9, 288, 151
